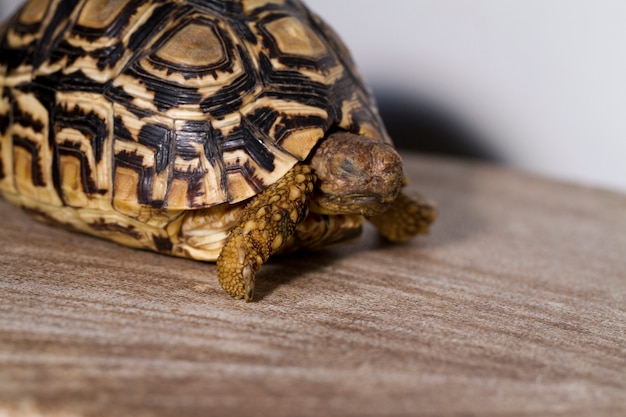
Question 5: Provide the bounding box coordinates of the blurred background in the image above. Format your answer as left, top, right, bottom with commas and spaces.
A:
1, 1, 625, 191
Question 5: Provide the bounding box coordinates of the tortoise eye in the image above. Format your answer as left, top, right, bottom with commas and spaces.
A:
337, 158, 363, 177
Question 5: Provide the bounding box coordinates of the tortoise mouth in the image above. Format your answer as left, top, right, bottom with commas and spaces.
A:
310, 192, 395, 217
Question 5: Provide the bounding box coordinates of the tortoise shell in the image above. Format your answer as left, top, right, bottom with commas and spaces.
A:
0, 0, 389, 215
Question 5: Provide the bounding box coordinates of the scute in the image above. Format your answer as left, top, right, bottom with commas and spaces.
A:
263, 16, 328, 59
0, 0, 389, 215
76, 0, 130, 30
155, 22, 226, 68
18, 0, 51, 26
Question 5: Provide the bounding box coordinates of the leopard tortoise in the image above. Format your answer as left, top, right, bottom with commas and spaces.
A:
0, 0, 436, 300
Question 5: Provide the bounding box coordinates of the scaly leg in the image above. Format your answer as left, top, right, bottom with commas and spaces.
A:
217, 164, 315, 301
280, 211, 364, 254
367, 191, 437, 242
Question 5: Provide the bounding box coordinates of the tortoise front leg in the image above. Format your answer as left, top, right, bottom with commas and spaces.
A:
367, 190, 437, 243
217, 164, 315, 301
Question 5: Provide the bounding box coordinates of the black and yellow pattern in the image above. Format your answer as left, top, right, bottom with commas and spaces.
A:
0, 0, 388, 210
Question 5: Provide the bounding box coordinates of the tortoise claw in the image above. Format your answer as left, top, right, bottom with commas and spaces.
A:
243, 265, 255, 302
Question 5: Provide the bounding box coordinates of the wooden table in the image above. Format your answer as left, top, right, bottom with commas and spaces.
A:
1, 154, 624, 417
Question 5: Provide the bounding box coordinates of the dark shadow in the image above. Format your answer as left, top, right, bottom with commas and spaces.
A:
252, 238, 371, 302
372, 89, 496, 250
252, 252, 330, 302
374, 88, 501, 162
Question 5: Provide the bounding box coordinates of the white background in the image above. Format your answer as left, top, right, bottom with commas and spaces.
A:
1, 1, 625, 191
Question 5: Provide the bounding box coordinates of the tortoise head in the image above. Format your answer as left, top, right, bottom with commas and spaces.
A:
309, 132, 404, 217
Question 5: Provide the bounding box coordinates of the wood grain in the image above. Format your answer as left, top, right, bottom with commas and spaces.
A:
1, 154, 624, 417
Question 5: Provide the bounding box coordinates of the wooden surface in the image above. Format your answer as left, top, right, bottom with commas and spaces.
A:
0, 154, 624, 417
